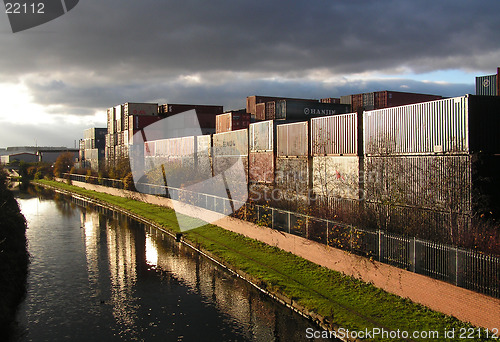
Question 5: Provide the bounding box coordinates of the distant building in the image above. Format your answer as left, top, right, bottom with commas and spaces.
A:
476, 67, 500, 96
38, 149, 78, 164
80, 128, 106, 171
1, 152, 38, 164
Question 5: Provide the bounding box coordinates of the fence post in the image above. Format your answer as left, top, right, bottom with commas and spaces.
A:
378, 230, 383, 262
411, 237, 416, 272
271, 208, 275, 229
287, 212, 291, 234
455, 247, 459, 286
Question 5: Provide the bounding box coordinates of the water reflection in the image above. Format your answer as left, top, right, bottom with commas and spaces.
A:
15, 188, 330, 341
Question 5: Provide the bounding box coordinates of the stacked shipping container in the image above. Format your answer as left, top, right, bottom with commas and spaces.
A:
215, 110, 251, 133
276, 121, 310, 195
362, 95, 500, 242
249, 121, 275, 184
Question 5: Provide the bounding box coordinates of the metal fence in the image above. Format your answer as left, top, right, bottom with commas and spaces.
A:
63, 173, 500, 298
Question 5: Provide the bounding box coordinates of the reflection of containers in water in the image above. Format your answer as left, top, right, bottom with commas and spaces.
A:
363, 95, 500, 156
275, 157, 310, 195
312, 156, 361, 200
311, 112, 359, 156
216, 111, 251, 133
275, 100, 350, 120
277, 121, 308, 157
249, 152, 274, 184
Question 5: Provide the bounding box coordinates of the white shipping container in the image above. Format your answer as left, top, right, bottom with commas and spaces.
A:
311, 113, 358, 155
312, 156, 360, 200
249, 120, 273, 152
277, 121, 308, 157
363, 96, 468, 155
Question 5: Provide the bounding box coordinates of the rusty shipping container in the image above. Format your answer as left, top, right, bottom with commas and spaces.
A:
216, 110, 250, 133
255, 103, 266, 121
277, 121, 308, 157
265, 101, 276, 120
320, 98, 340, 104
363, 95, 500, 156
249, 151, 275, 184
312, 156, 361, 200
374, 91, 442, 109
311, 112, 359, 156
124, 102, 158, 116
275, 100, 350, 120
275, 157, 310, 195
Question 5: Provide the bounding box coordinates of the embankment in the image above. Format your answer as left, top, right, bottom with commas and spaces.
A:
0, 172, 29, 338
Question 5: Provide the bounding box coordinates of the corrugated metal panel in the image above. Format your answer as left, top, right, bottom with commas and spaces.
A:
275, 157, 310, 194
212, 155, 249, 183
195, 135, 212, 179
249, 121, 273, 152
364, 155, 472, 213
256, 103, 266, 121
249, 152, 275, 183
216, 113, 232, 133
213, 129, 248, 157
312, 156, 360, 200
311, 113, 358, 155
277, 121, 308, 157
476, 74, 498, 96
265, 101, 276, 120
340, 95, 352, 105
363, 96, 469, 156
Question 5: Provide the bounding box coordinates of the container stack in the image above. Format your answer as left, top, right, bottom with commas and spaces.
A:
248, 121, 275, 185
310, 113, 362, 219
82, 127, 106, 171
276, 121, 310, 196
212, 129, 249, 186
215, 110, 251, 133
363, 95, 500, 241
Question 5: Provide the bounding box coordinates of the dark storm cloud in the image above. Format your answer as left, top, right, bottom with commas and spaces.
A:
0, 0, 498, 117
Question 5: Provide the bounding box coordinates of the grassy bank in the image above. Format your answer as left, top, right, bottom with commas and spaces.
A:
0, 170, 29, 338
34, 179, 493, 341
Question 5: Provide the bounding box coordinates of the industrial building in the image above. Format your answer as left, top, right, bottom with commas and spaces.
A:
0, 152, 38, 164
79, 128, 106, 171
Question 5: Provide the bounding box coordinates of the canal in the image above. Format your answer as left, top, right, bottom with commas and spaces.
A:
13, 187, 332, 341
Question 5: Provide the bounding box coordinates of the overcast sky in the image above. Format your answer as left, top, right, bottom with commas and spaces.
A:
0, 0, 499, 148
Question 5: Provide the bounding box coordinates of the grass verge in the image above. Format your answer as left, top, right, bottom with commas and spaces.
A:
34, 179, 494, 341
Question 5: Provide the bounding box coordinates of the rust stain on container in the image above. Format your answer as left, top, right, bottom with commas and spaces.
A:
249, 151, 275, 184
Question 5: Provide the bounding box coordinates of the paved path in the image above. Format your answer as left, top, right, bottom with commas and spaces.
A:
69, 180, 500, 331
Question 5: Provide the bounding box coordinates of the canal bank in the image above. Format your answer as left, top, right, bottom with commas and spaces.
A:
34, 180, 498, 341
0, 171, 29, 339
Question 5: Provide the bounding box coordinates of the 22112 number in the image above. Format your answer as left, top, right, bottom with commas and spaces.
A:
5, 3, 45, 14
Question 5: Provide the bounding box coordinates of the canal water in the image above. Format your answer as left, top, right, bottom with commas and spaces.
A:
13, 187, 331, 341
